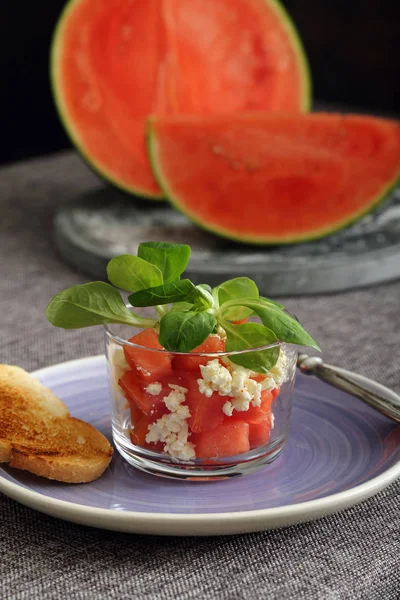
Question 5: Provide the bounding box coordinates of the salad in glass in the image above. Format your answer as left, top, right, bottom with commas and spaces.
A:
47, 242, 319, 480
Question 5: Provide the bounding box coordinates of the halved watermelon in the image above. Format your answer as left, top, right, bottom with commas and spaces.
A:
148, 113, 400, 243
51, 0, 310, 199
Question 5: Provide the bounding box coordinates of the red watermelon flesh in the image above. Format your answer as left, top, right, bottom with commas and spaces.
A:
130, 414, 164, 452
123, 329, 172, 383
230, 390, 274, 424
51, 0, 310, 198
149, 113, 400, 243
185, 378, 227, 434
249, 417, 273, 448
118, 370, 169, 418
172, 335, 225, 372
194, 421, 250, 459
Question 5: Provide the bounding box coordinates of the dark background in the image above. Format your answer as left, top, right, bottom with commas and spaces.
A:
1, 0, 399, 166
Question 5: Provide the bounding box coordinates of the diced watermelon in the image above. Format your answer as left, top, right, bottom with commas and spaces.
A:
230, 390, 273, 424
232, 318, 249, 325
123, 328, 172, 383
271, 387, 280, 400
128, 399, 144, 426
194, 420, 250, 458
185, 377, 226, 433
172, 335, 225, 372
130, 415, 163, 452
119, 370, 167, 418
248, 417, 273, 449
251, 374, 266, 383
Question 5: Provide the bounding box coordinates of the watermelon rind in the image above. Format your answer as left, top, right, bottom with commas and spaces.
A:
265, 0, 312, 112
50, 0, 311, 201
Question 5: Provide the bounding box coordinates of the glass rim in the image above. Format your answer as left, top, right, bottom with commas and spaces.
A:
104, 323, 285, 357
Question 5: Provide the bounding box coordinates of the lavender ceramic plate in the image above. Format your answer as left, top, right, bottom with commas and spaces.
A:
1, 356, 399, 536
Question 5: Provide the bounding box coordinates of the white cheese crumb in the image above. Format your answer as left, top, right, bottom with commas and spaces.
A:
146, 384, 195, 461
198, 359, 232, 397
198, 359, 259, 412
111, 346, 129, 401
111, 346, 129, 378
111, 346, 126, 369
145, 382, 162, 396
247, 379, 261, 407
163, 384, 188, 412
270, 351, 289, 385
261, 350, 288, 390
223, 401, 234, 417
198, 350, 288, 415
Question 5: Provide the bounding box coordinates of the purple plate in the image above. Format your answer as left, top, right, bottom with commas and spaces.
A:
1, 356, 399, 536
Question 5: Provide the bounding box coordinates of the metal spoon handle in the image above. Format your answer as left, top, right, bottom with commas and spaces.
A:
297, 354, 400, 424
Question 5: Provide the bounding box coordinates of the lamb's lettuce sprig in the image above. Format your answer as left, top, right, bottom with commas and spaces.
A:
46, 242, 319, 373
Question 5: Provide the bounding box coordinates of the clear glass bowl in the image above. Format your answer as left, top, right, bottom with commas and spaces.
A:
105, 323, 297, 480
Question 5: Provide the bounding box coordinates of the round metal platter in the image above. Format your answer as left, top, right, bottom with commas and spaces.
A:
54, 186, 400, 296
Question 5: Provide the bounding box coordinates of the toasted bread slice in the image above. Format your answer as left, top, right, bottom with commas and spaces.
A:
0, 365, 113, 483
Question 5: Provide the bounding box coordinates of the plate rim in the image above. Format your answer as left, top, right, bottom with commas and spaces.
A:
0, 355, 399, 536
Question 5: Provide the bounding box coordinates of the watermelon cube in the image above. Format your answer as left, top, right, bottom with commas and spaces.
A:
194, 420, 250, 458
249, 417, 273, 449
172, 335, 225, 372
130, 415, 163, 452
124, 328, 172, 383
230, 390, 273, 424
119, 370, 167, 418
185, 377, 226, 433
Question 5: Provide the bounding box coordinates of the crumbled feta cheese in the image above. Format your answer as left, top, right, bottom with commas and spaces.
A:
198, 360, 260, 412
261, 350, 288, 390
175, 404, 191, 419
111, 346, 129, 402
246, 379, 262, 407
146, 414, 195, 461
111, 346, 129, 381
231, 366, 251, 393
163, 384, 188, 412
259, 376, 276, 392
198, 359, 232, 397
145, 382, 162, 396
223, 401, 234, 417
270, 350, 288, 385
198, 349, 289, 415
146, 384, 195, 461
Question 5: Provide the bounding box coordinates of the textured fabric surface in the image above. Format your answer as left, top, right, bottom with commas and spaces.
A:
0, 153, 399, 599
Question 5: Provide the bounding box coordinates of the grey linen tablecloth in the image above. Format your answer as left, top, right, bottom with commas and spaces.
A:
0, 153, 399, 599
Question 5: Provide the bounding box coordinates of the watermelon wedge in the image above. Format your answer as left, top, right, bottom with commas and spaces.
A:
51, 0, 310, 199
148, 113, 400, 243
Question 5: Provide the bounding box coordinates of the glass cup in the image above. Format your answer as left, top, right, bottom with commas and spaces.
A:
105, 323, 297, 480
